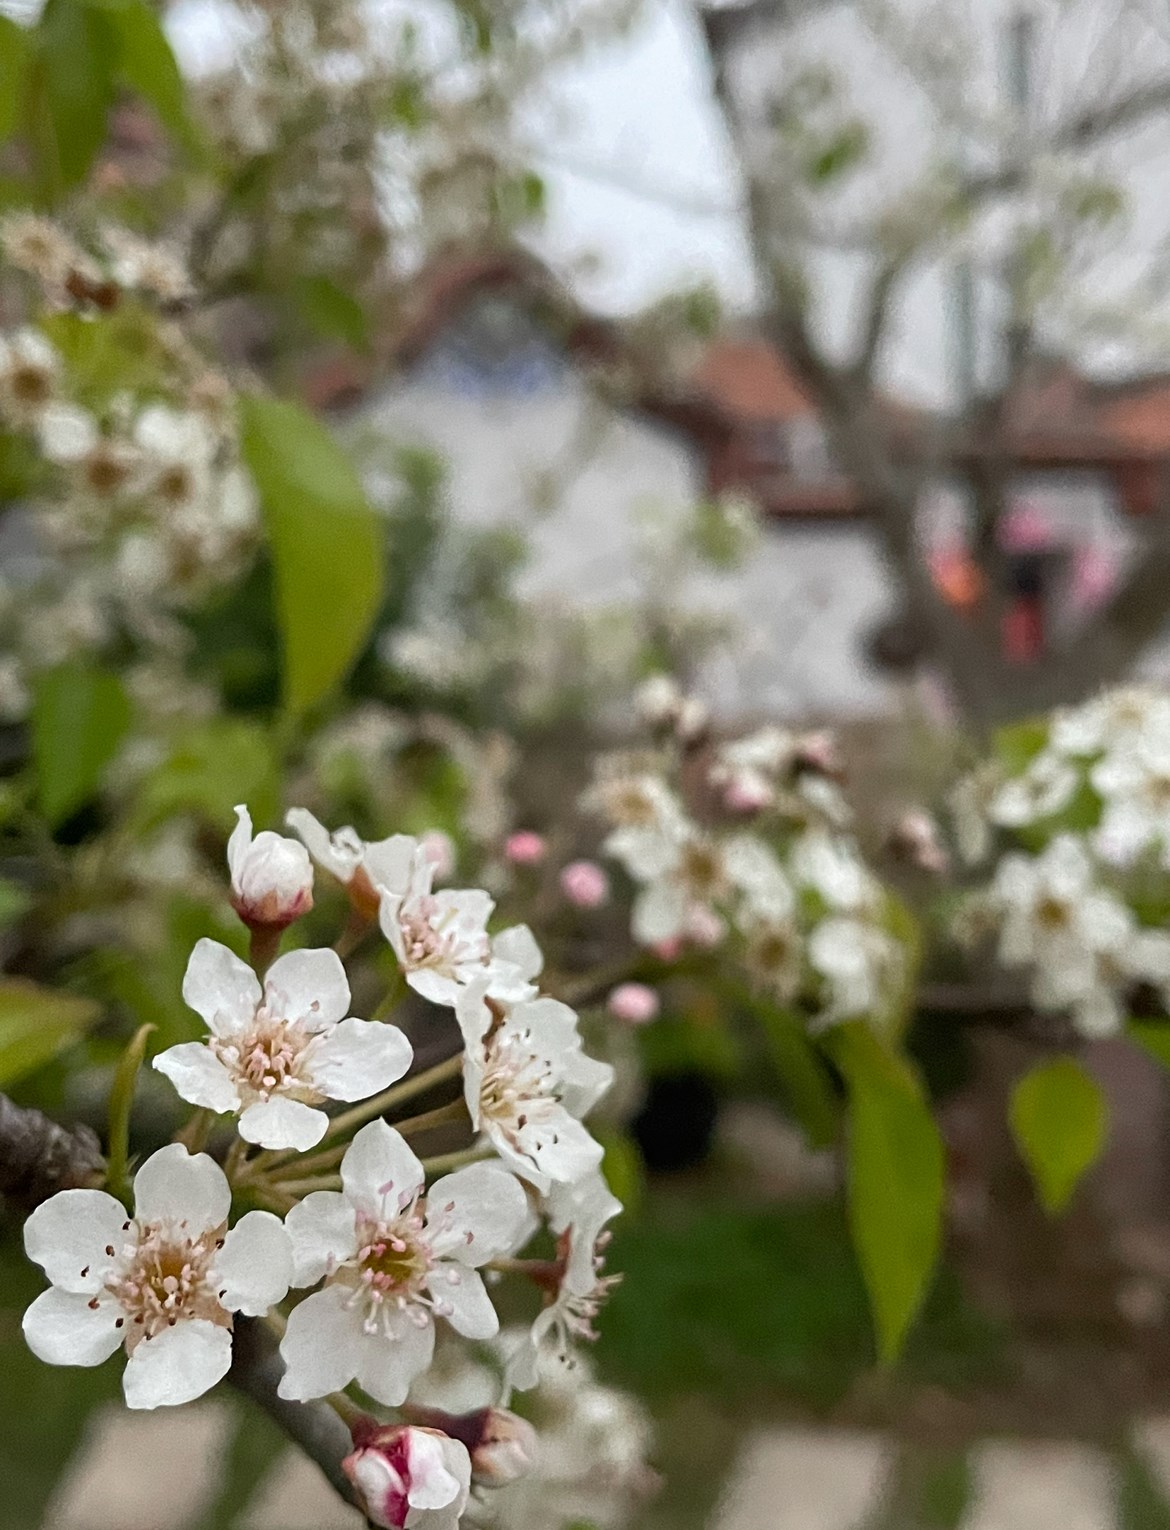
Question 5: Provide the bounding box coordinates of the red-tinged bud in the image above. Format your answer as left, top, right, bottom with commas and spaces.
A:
343, 1421, 471, 1529
227, 805, 314, 932
402, 1406, 538, 1488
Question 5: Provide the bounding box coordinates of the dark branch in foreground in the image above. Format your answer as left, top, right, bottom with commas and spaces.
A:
0, 1092, 105, 1210
228, 1319, 366, 1519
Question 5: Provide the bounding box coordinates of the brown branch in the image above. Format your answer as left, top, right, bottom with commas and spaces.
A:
228, 1319, 367, 1519
0, 1092, 105, 1211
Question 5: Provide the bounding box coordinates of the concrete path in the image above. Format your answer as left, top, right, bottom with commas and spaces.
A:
44, 1406, 1170, 1529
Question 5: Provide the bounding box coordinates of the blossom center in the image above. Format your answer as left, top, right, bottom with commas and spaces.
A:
12, 363, 51, 406
398, 898, 457, 969
1035, 894, 1073, 933
211, 1004, 317, 1103
479, 1030, 558, 1144
105, 1219, 226, 1347
331, 1200, 459, 1336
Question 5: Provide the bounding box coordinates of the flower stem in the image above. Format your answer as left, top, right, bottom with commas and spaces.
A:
320, 1051, 465, 1143
174, 1107, 213, 1155
325, 1391, 364, 1432
370, 967, 407, 1023
395, 1098, 469, 1139
268, 1173, 343, 1197
419, 1145, 490, 1177
333, 908, 373, 961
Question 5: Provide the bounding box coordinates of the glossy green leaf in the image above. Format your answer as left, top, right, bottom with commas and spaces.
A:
0, 978, 100, 1087
105, 1022, 155, 1204
754, 1002, 840, 1148
294, 275, 370, 352
1129, 1018, 1170, 1073
110, 0, 198, 153
992, 718, 1050, 774
1009, 1055, 1108, 1214
239, 394, 384, 715
828, 1023, 944, 1362
0, 17, 31, 142
33, 0, 119, 192
135, 717, 279, 834
31, 663, 132, 828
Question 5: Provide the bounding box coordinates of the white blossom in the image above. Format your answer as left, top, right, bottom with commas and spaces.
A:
456, 982, 613, 1194
285, 808, 419, 916
989, 751, 1078, 828
0, 328, 59, 426
155, 940, 412, 1150
278, 1120, 528, 1405
807, 915, 900, 1025
377, 838, 502, 1005
22, 1144, 291, 1409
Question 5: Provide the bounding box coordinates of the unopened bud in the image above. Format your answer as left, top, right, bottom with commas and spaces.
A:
343, 1421, 471, 1530
560, 859, 610, 909
794, 730, 843, 779
227, 805, 314, 931
401, 1406, 538, 1490
505, 830, 546, 867
889, 809, 950, 874
608, 982, 660, 1025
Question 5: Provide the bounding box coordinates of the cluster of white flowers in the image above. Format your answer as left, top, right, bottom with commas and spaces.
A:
587, 688, 906, 1031
22, 803, 620, 1526
952, 685, 1170, 1038
0, 217, 259, 713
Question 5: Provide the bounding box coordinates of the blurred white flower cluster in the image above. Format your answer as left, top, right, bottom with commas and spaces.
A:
952, 684, 1170, 1037
587, 676, 909, 1032
0, 214, 259, 717
22, 804, 622, 1527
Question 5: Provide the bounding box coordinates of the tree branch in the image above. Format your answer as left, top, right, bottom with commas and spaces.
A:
0, 1092, 105, 1211
227, 1319, 366, 1519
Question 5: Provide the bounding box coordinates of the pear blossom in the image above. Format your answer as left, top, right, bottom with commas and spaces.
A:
989, 751, 1078, 828
807, 915, 900, 1025
278, 1121, 529, 1405
22, 1144, 291, 1409
607, 983, 660, 1024
154, 939, 412, 1150
792, 830, 880, 913
455, 982, 612, 1193
378, 839, 502, 1006
627, 829, 730, 945
1050, 687, 1170, 759
103, 228, 193, 303
506, 1171, 622, 1391
584, 764, 688, 875
227, 804, 314, 930
463, 1409, 539, 1486
1092, 739, 1170, 867
0, 328, 59, 426
37, 402, 99, 465
285, 808, 418, 916
133, 404, 217, 511
343, 1422, 472, 1529
0, 213, 82, 290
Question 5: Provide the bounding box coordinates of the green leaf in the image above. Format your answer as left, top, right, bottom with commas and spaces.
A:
134, 717, 279, 834
0, 978, 100, 1087
105, 1021, 155, 1204
993, 718, 1050, 774
827, 1023, 944, 1362
31, 663, 132, 828
1009, 1055, 1108, 1214
239, 394, 384, 715
0, 877, 31, 928
1129, 1018, 1170, 1073
294, 275, 370, 352
32, 0, 119, 192
0, 17, 31, 143
753, 1002, 840, 1148
110, 0, 199, 154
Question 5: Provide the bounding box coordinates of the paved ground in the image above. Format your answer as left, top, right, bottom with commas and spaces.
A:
41, 1405, 1170, 1529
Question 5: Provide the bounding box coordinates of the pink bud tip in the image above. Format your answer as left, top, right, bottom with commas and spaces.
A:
608, 982, 660, 1024
724, 778, 774, 814
559, 859, 610, 908
505, 831, 547, 866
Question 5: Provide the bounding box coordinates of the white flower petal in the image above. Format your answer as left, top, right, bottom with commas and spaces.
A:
361, 834, 419, 896
238, 1097, 327, 1151
226, 804, 253, 884
490, 924, 543, 982
285, 1191, 357, 1287
264, 947, 350, 1031
353, 1306, 434, 1406
500, 1109, 604, 1192
631, 881, 688, 945
304, 1018, 413, 1103
340, 1119, 424, 1214
277, 1285, 363, 1400
133, 1145, 230, 1234
22, 1287, 123, 1366
405, 1430, 469, 1511
214, 1212, 291, 1315
182, 938, 260, 1037
426, 1163, 529, 1265
23, 1189, 128, 1293
561, 1051, 614, 1118
405, 969, 464, 1007
429, 1265, 498, 1339
122, 1319, 232, 1409
152, 1043, 240, 1114
285, 809, 361, 882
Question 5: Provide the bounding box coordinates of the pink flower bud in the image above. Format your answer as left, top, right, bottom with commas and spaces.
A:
794, 730, 842, 778
419, 829, 456, 882
343, 1422, 471, 1530
505, 831, 546, 866
724, 776, 774, 814
684, 904, 726, 949
651, 937, 683, 963
608, 982, 660, 1024
402, 1406, 538, 1489
560, 859, 610, 908
227, 805, 313, 931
